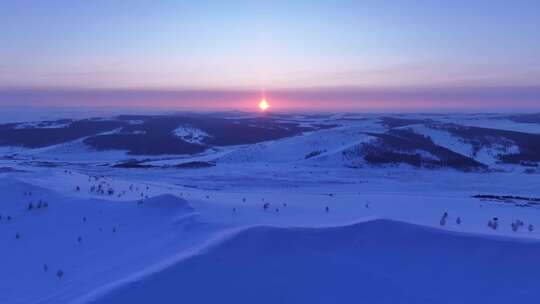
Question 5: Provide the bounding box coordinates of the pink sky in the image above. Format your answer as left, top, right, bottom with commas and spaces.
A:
1, 87, 538, 112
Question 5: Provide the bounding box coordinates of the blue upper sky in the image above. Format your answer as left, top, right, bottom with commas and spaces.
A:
0, 0, 539, 110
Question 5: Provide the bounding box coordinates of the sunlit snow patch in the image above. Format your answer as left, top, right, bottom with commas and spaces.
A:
173, 125, 210, 144
14, 121, 72, 129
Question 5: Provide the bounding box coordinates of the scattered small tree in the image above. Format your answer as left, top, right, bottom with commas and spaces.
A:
511, 222, 518, 232
440, 212, 448, 226
440, 217, 446, 226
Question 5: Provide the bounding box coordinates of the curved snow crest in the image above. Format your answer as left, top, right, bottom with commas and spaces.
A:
71, 226, 247, 304
85, 219, 540, 304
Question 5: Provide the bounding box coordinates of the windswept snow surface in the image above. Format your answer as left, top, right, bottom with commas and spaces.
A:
91, 220, 540, 304
1, 112, 540, 303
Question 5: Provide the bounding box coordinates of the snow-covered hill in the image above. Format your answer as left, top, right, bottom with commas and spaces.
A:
1, 112, 540, 303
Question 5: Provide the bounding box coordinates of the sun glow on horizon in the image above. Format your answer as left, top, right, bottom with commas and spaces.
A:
259, 98, 270, 111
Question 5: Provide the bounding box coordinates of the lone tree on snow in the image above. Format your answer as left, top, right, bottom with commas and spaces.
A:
440, 212, 448, 226
489, 217, 499, 230
56, 270, 64, 279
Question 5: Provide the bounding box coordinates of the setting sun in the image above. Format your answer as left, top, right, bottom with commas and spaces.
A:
258, 98, 270, 111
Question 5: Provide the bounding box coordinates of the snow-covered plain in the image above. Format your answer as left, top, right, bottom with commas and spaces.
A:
1, 112, 540, 304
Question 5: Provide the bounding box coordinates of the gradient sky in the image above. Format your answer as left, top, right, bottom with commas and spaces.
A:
1, 0, 539, 111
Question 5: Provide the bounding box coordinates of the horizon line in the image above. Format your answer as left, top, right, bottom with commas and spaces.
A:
1, 86, 539, 112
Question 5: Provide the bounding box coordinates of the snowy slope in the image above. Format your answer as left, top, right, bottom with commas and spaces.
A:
90, 219, 540, 304
2, 162, 540, 303
216, 124, 375, 167
0, 178, 221, 304
405, 124, 521, 167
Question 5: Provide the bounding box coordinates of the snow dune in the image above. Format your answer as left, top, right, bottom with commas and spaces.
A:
90, 219, 540, 304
